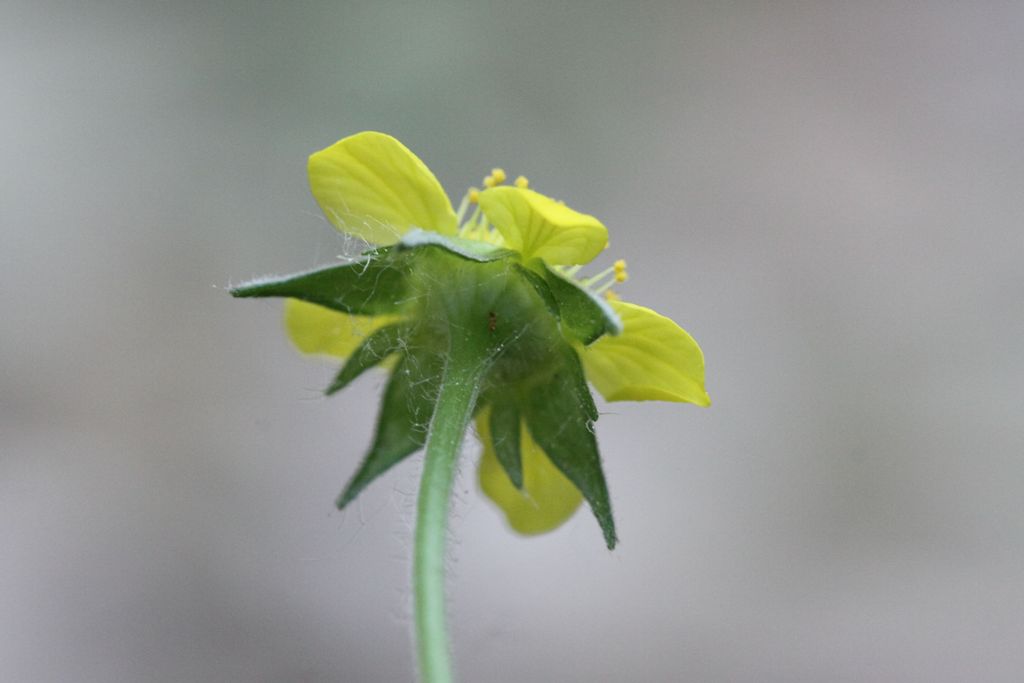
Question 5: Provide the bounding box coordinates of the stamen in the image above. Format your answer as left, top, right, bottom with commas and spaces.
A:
491, 168, 507, 184
455, 194, 469, 223
455, 187, 480, 223
459, 205, 483, 236
514, 175, 529, 189
605, 290, 621, 302
613, 259, 628, 282
583, 265, 617, 287
483, 174, 497, 188
581, 258, 631, 295
593, 278, 618, 295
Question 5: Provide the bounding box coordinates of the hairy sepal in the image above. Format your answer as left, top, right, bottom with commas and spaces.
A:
230, 252, 406, 316
336, 351, 443, 509
326, 322, 408, 395
488, 400, 523, 489
539, 262, 622, 345
512, 264, 560, 321
522, 345, 616, 549
398, 228, 517, 263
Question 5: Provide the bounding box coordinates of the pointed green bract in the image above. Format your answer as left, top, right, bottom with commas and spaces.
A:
231, 255, 406, 316
336, 352, 443, 509
540, 263, 622, 345
523, 347, 615, 549
488, 401, 523, 489
326, 322, 407, 395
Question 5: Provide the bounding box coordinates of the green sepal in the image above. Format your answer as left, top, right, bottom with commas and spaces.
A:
523, 346, 615, 549
489, 400, 523, 489
398, 228, 517, 262
336, 351, 443, 509
539, 262, 622, 345
326, 322, 407, 395
230, 253, 406, 316
512, 264, 560, 320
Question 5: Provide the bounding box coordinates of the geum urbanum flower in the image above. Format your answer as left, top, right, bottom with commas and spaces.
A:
232, 131, 709, 549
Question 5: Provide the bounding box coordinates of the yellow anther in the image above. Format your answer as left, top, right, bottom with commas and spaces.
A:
483, 175, 497, 188
469, 188, 480, 203
605, 290, 621, 302
490, 168, 506, 184
514, 175, 529, 189
613, 259, 626, 272
615, 270, 628, 283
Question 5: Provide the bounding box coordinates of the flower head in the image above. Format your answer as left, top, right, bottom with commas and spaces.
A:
233, 131, 709, 548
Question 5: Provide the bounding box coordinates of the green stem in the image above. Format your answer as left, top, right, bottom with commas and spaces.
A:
414, 342, 488, 683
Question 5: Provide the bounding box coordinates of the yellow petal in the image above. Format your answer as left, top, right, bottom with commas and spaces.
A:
477, 408, 583, 535
579, 300, 710, 405
284, 299, 395, 358
308, 131, 458, 244
477, 186, 608, 265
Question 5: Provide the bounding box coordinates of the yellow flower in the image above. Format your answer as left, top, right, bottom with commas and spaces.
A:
235, 131, 709, 548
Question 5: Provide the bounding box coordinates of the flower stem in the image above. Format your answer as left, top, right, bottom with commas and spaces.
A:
414, 342, 488, 683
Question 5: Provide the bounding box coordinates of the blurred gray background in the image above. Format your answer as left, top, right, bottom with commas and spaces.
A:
3, 1, 1023, 681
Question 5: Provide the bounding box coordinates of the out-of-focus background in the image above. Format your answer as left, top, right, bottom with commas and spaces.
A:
4, 1, 1023, 681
